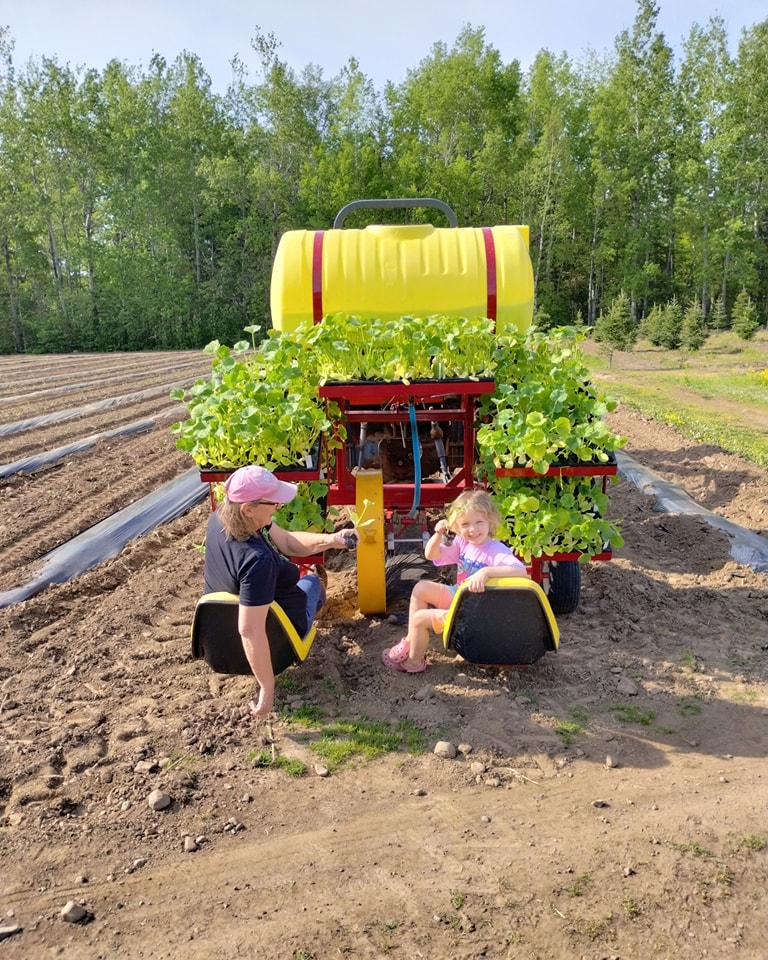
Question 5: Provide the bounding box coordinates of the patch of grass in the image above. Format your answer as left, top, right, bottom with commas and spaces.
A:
622, 896, 641, 919
610, 704, 655, 725
246, 749, 307, 777
554, 706, 589, 746
567, 873, 592, 897
566, 913, 615, 942
554, 720, 582, 747
679, 650, 703, 674
282, 703, 325, 725
450, 890, 467, 910
675, 840, 713, 858
728, 686, 759, 704
716, 866, 734, 887
736, 835, 767, 853
276, 672, 306, 693
298, 716, 427, 770
677, 698, 703, 717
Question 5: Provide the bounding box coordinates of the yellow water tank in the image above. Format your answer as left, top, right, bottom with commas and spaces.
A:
270, 222, 534, 334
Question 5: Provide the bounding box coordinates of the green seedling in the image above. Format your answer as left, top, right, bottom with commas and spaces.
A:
343, 498, 378, 546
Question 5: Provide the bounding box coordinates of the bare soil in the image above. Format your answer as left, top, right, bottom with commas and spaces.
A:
1, 353, 767, 960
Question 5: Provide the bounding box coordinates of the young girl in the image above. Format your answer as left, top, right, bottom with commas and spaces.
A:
381, 489, 529, 673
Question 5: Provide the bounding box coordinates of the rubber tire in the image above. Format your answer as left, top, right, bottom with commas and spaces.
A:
547, 560, 581, 615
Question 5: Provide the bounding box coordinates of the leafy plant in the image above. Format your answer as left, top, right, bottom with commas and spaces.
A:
170, 337, 343, 469
172, 321, 625, 556
477, 327, 624, 474
284, 312, 497, 383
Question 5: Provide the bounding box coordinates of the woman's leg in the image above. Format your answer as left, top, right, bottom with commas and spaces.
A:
296, 573, 326, 633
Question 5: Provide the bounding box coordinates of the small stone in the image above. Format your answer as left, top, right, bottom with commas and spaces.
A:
434, 741, 457, 759
314, 764, 330, 778
183, 836, 199, 852
470, 761, 486, 775
457, 743, 473, 755
719, 776, 729, 784
484, 777, 501, 788
623, 866, 636, 877
413, 788, 427, 796
147, 789, 171, 811
592, 799, 610, 808
617, 677, 639, 696
605, 755, 619, 769
0, 925, 22, 942
480, 815, 491, 823
134, 759, 159, 774
61, 901, 87, 923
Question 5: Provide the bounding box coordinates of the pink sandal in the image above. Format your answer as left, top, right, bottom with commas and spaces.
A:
386, 638, 410, 662
381, 647, 427, 673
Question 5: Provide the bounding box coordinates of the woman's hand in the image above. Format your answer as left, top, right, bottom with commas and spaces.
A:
334, 529, 358, 548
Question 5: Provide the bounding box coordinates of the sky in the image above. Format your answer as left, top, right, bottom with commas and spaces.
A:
1, 0, 766, 93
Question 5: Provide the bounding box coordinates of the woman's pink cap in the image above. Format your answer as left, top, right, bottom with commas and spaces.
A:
223, 465, 298, 504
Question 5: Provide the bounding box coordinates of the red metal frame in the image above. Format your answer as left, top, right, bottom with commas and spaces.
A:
319, 379, 495, 509
200, 382, 618, 583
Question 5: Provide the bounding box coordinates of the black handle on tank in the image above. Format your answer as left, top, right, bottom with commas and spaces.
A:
333, 198, 459, 229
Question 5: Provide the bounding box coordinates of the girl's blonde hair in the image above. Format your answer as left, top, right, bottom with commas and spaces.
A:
446, 489, 502, 536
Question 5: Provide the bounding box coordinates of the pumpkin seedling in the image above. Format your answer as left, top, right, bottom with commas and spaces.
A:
344, 498, 377, 546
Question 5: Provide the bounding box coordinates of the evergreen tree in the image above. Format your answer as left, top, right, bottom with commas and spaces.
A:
593, 291, 637, 352
731, 289, 759, 340
640, 304, 664, 345
658, 297, 683, 349
709, 295, 728, 330
681, 301, 707, 351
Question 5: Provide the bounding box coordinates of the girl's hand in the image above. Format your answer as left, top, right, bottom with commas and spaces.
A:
465, 569, 491, 592
434, 519, 448, 534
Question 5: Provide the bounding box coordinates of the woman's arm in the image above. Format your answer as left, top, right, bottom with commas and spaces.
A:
238, 603, 275, 716
268, 523, 352, 558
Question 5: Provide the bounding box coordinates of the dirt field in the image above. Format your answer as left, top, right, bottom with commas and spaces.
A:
1, 352, 767, 960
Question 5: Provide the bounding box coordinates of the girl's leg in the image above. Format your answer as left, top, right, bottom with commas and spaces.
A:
403, 581, 453, 667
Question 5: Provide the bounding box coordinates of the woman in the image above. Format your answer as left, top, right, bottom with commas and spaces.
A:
204, 464, 355, 716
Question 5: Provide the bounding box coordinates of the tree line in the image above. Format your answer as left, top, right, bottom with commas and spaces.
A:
0, 0, 766, 354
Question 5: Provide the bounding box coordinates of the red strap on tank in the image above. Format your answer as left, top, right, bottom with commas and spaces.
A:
481, 227, 497, 327
312, 230, 325, 324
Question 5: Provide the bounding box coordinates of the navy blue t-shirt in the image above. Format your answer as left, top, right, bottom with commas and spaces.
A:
204, 511, 308, 634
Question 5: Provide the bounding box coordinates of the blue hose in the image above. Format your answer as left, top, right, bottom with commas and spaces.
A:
408, 401, 421, 517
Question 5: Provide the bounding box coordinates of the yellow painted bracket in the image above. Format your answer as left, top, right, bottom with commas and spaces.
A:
355, 469, 387, 614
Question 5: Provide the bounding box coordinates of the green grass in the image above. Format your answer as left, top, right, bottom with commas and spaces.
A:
583, 331, 768, 467
554, 706, 589, 746
609, 704, 655, 726
246, 749, 308, 777
288, 714, 427, 771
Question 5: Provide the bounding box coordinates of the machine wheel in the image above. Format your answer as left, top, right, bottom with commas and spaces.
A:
547, 560, 581, 615
355, 469, 387, 614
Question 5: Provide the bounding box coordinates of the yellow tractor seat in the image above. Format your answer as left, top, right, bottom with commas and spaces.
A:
190, 592, 316, 676
442, 577, 559, 666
